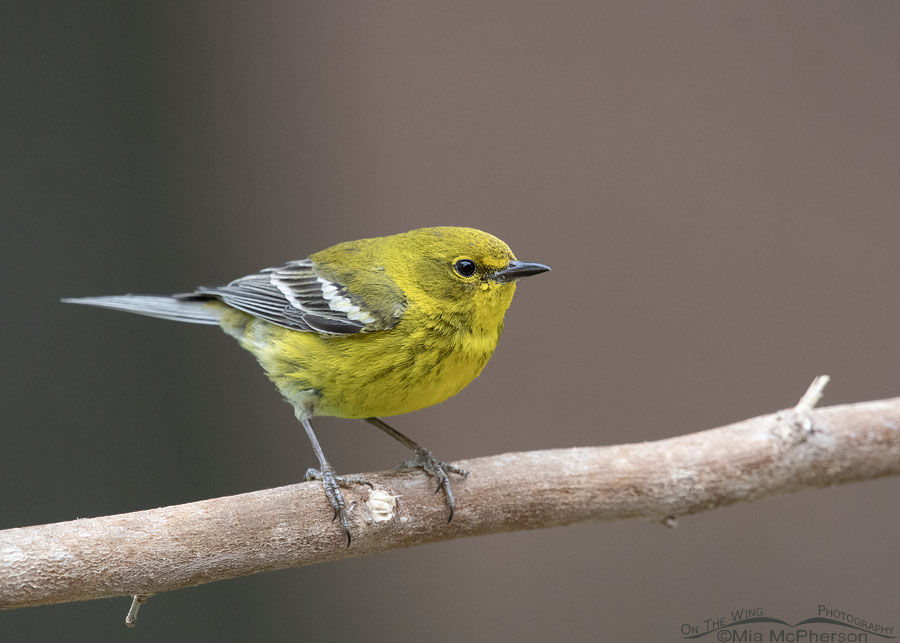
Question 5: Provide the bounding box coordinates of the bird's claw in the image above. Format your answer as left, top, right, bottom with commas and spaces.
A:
304, 468, 374, 489
401, 447, 469, 522
305, 467, 373, 546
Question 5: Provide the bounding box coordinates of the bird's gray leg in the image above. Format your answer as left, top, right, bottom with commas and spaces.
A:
300, 417, 370, 546
363, 417, 469, 522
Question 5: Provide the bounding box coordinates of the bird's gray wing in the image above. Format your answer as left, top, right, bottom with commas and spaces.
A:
181, 259, 406, 335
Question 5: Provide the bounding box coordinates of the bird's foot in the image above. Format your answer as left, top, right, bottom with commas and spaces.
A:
400, 448, 469, 522
304, 467, 373, 546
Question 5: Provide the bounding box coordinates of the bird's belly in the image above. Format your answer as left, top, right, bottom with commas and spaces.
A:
249, 321, 500, 420
320, 334, 496, 418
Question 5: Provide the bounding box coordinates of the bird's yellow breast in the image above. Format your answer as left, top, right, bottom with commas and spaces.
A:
220, 305, 504, 419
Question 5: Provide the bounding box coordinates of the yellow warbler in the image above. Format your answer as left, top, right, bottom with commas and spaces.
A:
64, 226, 549, 544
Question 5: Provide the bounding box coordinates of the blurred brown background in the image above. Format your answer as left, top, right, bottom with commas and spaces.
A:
3, 2, 899, 641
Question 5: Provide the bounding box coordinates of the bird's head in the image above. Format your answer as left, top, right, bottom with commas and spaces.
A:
388, 227, 550, 331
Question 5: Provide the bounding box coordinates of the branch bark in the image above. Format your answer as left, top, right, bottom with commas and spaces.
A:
3, 389, 900, 612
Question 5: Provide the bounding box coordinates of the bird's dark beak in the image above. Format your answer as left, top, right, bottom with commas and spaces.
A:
491, 260, 551, 283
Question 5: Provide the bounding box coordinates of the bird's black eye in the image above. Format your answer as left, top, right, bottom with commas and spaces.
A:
454, 259, 477, 277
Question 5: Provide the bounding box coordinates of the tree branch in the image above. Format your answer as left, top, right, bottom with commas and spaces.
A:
3, 385, 900, 614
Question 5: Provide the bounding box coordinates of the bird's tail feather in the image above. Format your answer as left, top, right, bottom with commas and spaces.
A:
61, 295, 222, 325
